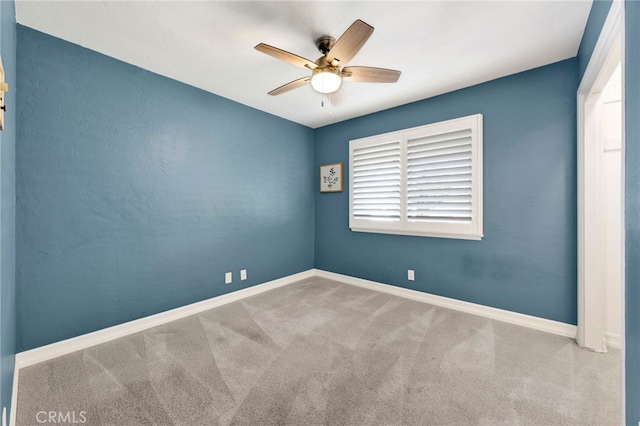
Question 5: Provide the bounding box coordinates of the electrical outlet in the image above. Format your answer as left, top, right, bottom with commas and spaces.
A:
225, 272, 232, 284
240, 269, 247, 280
407, 269, 415, 281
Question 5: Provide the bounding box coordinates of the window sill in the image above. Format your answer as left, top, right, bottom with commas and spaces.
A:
350, 227, 483, 241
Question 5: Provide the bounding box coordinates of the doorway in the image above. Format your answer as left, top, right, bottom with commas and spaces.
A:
576, 1, 624, 354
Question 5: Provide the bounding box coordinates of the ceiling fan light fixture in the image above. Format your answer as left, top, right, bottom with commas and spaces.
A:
256, 19, 400, 101
311, 67, 341, 94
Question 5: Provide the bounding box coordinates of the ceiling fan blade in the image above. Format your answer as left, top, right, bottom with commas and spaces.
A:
328, 86, 344, 107
342, 66, 401, 83
268, 76, 311, 96
326, 19, 374, 65
255, 43, 317, 70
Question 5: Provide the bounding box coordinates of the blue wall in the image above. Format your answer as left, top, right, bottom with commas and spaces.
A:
16, 26, 315, 351
624, 2, 640, 423
577, 0, 613, 82
315, 59, 578, 325
0, 0, 16, 420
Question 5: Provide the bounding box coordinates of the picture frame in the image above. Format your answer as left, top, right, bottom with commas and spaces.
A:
0, 57, 6, 131
319, 162, 343, 193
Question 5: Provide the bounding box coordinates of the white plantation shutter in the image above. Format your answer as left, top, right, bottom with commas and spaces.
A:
349, 114, 482, 240
352, 140, 401, 222
407, 129, 473, 223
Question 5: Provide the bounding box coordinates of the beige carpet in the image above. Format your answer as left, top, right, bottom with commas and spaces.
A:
16, 277, 621, 425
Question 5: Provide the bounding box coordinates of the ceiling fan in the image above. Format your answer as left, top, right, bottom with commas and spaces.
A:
255, 19, 401, 105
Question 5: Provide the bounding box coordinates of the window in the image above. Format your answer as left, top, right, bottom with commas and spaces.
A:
349, 114, 483, 240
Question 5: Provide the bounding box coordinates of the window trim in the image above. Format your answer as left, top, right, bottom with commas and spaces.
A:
349, 114, 483, 240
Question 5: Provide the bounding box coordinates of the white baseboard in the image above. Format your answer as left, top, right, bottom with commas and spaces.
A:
14, 269, 314, 370
9, 366, 18, 426
14, 268, 578, 370
313, 269, 577, 339
604, 331, 622, 349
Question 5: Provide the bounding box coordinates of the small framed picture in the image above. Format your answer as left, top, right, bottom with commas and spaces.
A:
320, 162, 343, 193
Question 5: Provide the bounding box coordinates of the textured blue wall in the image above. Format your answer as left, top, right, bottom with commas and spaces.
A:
577, 0, 613, 82
0, 0, 16, 419
315, 59, 578, 324
625, 2, 640, 423
16, 26, 315, 351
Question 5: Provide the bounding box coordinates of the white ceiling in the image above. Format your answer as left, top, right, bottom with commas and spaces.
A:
16, 1, 592, 129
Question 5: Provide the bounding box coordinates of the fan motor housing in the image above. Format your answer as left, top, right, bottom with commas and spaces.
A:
315, 36, 335, 54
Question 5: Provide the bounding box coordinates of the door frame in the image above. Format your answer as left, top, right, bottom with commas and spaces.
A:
576, 0, 624, 353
